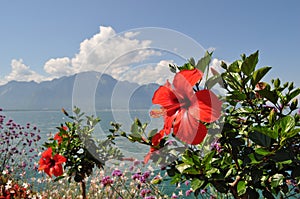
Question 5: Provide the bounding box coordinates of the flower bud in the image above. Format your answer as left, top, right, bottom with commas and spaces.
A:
290, 98, 298, 110
268, 109, 276, 125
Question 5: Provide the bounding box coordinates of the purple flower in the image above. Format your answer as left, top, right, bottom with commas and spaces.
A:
142, 171, 151, 179
186, 190, 193, 196
101, 176, 113, 186
211, 140, 222, 153
112, 169, 123, 177
133, 160, 140, 166
145, 196, 156, 199
200, 189, 207, 194
132, 173, 141, 180
184, 180, 190, 186
140, 189, 151, 197
171, 194, 178, 198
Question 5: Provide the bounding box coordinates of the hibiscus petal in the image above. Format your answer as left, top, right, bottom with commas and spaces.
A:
53, 154, 67, 164
173, 69, 203, 99
53, 164, 63, 177
173, 110, 207, 145
144, 151, 152, 164
41, 148, 53, 158
151, 130, 164, 146
191, 90, 222, 123
152, 81, 179, 108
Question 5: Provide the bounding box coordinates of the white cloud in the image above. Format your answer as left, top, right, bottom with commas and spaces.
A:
115, 60, 175, 85
1, 59, 47, 84
1, 26, 215, 86
70, 26, 158, 73
44, 57, 74, 78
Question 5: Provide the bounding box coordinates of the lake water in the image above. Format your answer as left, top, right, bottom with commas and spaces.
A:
2, 109, 164, 160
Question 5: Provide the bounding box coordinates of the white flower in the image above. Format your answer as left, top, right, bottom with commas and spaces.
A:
5, 180, 12, 190
23, 182, 29, 189
77, 148, 84, 154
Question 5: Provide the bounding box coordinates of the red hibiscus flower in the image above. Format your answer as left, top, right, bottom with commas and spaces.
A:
152, 69, 222, 145
54, 126, 68, 144
38, 147, 66, 177
144, 130, 164, 164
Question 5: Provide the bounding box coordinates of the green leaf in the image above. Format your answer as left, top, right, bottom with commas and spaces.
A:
241, 50, 259, 76
182, 154, 194, 166
275, 116, 295, 138
287, 88, 300, 103
251, 66, 272, 88
249, 131, 272, 147
227, 91, 246, 100
196, 51, 212, 72
257, 89, 278, 104
255, 148, 274, 156
270, 174, 284, 188
130, 122, 139, 134
148, 129, 158, 138
252, 126, 278, 139
237, 180, 247, 196
169, 64, 177, 73
191, 178, 204, 191
176, 163, 191, 173
248, 153, 261, 164
285, 128, 300, 139
228, 60, 241, 73
202, 151, 215, 170
205, 74, 223, 89
189, 57, 196, 66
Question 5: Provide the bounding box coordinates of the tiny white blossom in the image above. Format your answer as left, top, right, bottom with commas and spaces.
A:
5, 180, 12, 190
23, 182, 29, 189
77, 148, 84, 154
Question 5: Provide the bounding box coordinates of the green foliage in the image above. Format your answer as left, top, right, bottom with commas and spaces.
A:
157, 51, 300, 198
43, 107, 123, 183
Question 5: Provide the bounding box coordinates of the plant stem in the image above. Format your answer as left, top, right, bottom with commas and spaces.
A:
81, 180, 86, 199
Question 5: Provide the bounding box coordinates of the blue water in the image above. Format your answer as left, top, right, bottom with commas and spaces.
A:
1, 109, 164, 161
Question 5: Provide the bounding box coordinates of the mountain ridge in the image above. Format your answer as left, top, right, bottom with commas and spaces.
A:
0, 72, 159, 111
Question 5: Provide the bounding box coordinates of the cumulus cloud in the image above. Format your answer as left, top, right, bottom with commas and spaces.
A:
115, 60, 174, 85
44, 57, 74, 78
1, 26, 213, 86
1, 59, 47, 84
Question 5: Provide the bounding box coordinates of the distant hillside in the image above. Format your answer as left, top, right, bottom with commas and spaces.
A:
0, 71, 159, 110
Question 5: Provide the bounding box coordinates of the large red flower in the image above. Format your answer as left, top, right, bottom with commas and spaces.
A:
38, 147, 66, 177
152, 69, 222, 145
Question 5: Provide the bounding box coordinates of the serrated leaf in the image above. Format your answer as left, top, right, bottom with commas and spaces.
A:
241, 50, 259, 76
251, 66, 272, 88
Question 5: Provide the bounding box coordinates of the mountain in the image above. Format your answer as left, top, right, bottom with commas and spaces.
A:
0, 72, 159, 110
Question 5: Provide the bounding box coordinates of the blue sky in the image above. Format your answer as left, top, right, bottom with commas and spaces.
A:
0, 0, 299, 86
